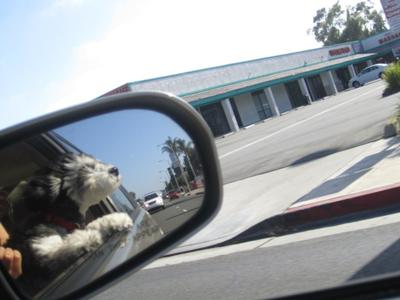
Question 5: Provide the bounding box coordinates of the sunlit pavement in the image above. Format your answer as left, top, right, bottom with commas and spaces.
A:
171, 139, 400, 253
291, 136, 400, 208
98, 212, 400, 300
216, 81, 399, 184
168, 83, 400, 254
96, 85, 400, 300
146, 211, 400, 269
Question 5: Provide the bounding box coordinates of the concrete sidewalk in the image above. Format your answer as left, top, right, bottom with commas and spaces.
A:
280, 136, 400, 226
226, 136, 400, 243
171, 136, 400, 253
292, 136, 400, 208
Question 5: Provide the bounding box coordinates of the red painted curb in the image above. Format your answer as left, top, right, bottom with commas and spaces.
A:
282, 182, 400, 227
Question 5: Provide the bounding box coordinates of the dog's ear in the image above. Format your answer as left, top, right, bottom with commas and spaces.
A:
50, 153, 77, 175
22, 175, 61, 211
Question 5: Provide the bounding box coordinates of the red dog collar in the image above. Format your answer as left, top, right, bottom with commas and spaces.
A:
45, 213, 80, 232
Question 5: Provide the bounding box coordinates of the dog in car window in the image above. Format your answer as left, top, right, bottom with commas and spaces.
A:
3, 153, 133, 288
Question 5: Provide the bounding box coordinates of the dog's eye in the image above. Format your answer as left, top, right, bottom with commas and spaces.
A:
82, 164, 95, 171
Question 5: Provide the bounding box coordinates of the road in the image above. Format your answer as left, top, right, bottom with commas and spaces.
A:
171, 82, 400, 252
151, 194, 204, 234
93, 82, 400, 300
95, 212, 400, 300
218, 81, 400, 183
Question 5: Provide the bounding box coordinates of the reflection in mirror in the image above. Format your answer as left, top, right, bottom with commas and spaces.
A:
0, 109, 204, 299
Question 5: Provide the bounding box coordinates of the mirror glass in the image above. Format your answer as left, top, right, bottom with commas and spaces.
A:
0, 109, 204, 299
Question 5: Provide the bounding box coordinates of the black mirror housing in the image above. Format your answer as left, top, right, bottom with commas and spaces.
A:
0, 92, 223, 300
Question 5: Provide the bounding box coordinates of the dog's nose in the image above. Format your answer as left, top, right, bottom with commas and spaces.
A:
109, 167, 119, 176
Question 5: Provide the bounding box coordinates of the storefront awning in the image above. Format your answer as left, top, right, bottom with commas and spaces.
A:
182, 53, 379, 107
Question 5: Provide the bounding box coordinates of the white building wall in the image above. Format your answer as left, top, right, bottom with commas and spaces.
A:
332, 71, 345, 92
320, 72, 336, 95
298, 78, 312, 104
128, 43, 357, 96
348, 64, 357, 77
361, 29, 400, 51
221, 99, 239, 132
271, 85, 292, 113
264, 87, 281, 116
233, 94, 260, 126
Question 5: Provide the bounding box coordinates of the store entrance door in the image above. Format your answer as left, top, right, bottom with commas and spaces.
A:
306, 75, 327, 100
335, 67, 351, 90
199, 102, 231, 137
285, 81, 308, 108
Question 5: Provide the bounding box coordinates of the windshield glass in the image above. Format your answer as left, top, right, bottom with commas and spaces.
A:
144, 194, 159, 201
3, 0, 400, 299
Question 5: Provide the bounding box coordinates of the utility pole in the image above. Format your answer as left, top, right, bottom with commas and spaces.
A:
167, 167, 180, 191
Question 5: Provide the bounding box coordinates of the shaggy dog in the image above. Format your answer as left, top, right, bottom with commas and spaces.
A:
3, 153, 133, 292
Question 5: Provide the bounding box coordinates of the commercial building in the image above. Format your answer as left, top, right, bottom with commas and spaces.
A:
102, 29, 400, 137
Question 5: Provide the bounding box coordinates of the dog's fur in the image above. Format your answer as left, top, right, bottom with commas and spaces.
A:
3, 153, 133, 291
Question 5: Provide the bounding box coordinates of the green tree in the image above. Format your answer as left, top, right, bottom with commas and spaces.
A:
161, 136, 191, 191
176, 138, 197, 180
185, 145, 202, 176
310, 1, 387, 46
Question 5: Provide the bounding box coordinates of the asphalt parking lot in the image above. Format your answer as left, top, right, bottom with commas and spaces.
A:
216, 81, 400, 183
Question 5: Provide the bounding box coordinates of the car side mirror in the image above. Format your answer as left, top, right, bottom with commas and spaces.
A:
0, 92, 222, 300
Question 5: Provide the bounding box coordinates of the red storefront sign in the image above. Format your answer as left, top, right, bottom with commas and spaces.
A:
329, 47, 351, 56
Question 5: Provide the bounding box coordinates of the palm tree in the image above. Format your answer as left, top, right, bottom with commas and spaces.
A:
176, 138, 197, 179
161, 137, 191, 191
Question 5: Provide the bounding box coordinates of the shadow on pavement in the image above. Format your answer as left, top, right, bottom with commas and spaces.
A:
349, 237, 400, 281
290, 149, 339, 166
294, 138, 400, 204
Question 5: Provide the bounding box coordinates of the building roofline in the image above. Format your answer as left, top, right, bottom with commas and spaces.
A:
127, 41, 360, 88
361, 29, 392, 43
98, 83, 131, 98
178, 53, 361, 99
185, 52, 381, 107
364, 40, 400, 54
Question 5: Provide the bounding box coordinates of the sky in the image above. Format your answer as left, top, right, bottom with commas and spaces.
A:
0, 0, 385, 130
55, 109, 193, 197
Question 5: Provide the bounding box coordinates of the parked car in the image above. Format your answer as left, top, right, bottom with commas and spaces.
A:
143, 192, 165, 212
167, 190, 181, 200
161, 190, 169, 200
349, 63, 388, 88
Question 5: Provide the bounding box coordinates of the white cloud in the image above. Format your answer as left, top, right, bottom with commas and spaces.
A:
39, 0, 384, 116
43, 0, 311, 110
0, 0, 385, 130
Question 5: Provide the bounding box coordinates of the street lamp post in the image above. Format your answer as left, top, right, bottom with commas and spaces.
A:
184, 153, 197, 179
158, 161, 180, 191
169, 150, 191, 192
159, 141, 191, 192
167, 167, 180, 191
